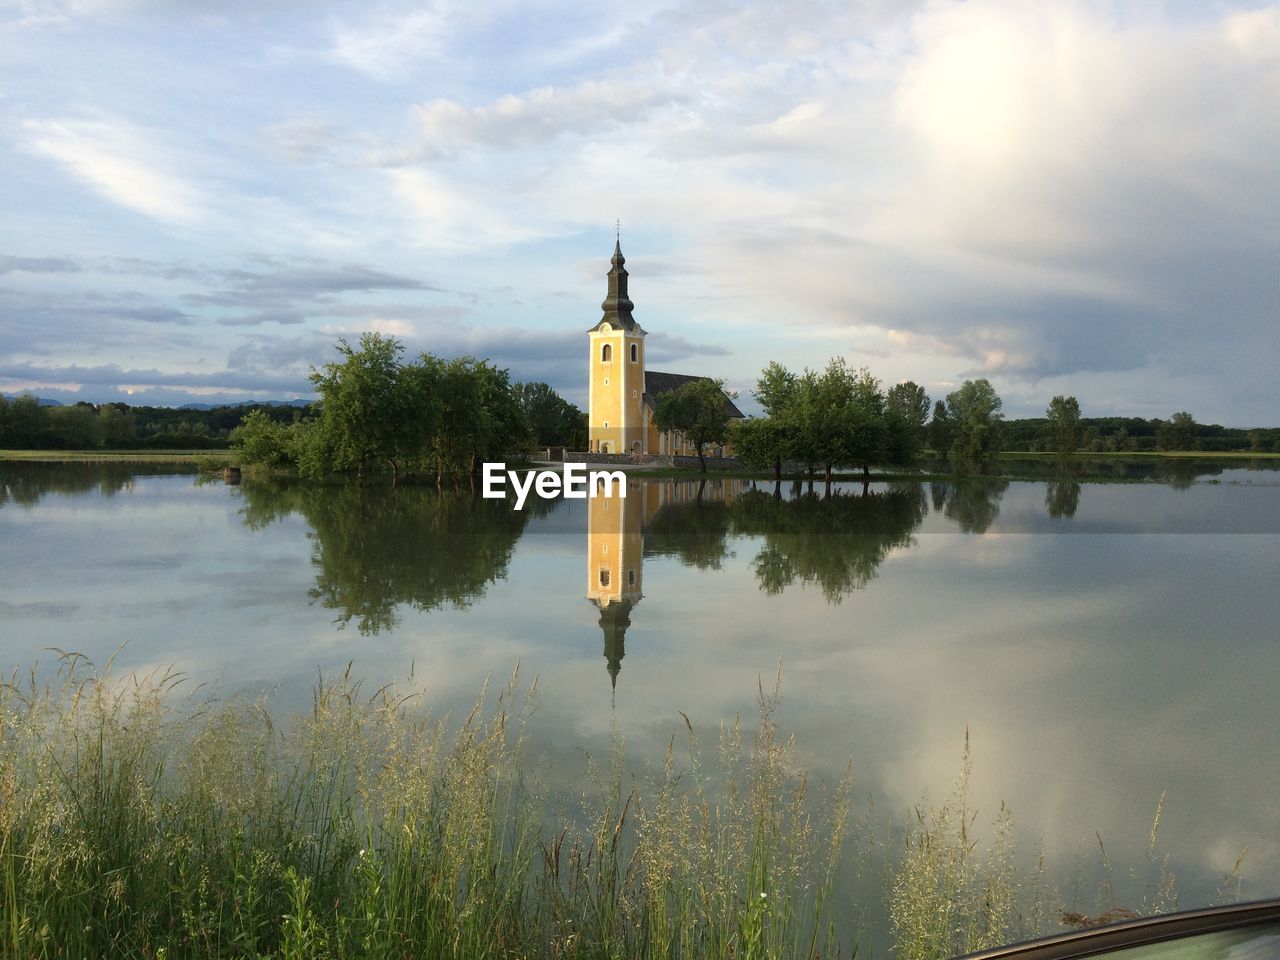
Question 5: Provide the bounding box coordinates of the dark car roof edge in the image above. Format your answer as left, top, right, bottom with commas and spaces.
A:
956, 897, 1280, 960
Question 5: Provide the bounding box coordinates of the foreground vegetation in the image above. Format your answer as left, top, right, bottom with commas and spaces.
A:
0, 656, 1207, 960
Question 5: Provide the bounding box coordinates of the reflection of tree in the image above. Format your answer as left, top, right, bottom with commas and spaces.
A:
930, 480, 1009, 533
0, 462, 182, 508
1045, 481, 1081, 519
643, 488, 732, 570
1153, 459, 1201, 490
237, 480, 543, 635
730, 484, 926, 603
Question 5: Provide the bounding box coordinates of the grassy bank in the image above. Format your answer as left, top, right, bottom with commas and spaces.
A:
0, 658, 1198, 960
995, 450, 1280, 461
0, 450, 235, 466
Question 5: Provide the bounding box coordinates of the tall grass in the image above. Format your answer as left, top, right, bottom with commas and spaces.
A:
0, 657, 1192, 959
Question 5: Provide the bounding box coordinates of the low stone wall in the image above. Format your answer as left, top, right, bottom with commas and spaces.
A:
561, 451, 671, 466
671, 455, 744, 471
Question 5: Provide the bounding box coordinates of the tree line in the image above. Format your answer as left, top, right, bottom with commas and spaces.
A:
0, 394, 305, 450
231, 333, 585, 483
648, 362, 1278, 474
653, 361, 1009, 476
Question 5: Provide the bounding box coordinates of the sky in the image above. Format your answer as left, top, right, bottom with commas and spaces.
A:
1, 0, 1277, 424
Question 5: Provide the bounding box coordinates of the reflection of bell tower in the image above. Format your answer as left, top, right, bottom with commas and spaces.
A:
586, 478, 644, 691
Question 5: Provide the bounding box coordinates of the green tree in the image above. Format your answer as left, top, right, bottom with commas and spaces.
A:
3, 395, 49, 449
1157, 411, 1198, 451
48, 404, 103, 449
886, 380, 930, 466
946, 380, 1003, 463
308, 333, 410, 481
514, 382, 585, 447
754, 361, 799, 416
97, 403, 137, 447
730, 417, 794, 481
651, 377, 732, 473
736, 362, 802, 480
409, 355, 530, 485
840, 365, 890, 481
232, 409, 296, 468
928, 400, 952, 456
1044, 395, 1082, 460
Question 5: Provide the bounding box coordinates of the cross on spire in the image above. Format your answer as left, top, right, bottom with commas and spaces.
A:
615, 218, 621, 241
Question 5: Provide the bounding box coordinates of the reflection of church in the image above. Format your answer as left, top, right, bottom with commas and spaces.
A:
586, 478, 741, 691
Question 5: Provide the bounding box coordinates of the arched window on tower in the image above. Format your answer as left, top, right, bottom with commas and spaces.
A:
630, 343, 638, 362
601, 344, 612, 363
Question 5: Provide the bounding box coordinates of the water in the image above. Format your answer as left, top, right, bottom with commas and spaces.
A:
2, 459, 1278, 943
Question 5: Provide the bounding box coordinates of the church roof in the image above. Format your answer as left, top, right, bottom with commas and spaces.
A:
644, 370, 745, 419
588, 239, 642, 333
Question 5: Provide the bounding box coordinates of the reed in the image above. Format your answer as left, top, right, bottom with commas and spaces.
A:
0, 656, 1188, 959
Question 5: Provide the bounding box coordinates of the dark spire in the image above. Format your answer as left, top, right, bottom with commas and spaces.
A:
597, 597, 633, 690
598, 238, 637, 331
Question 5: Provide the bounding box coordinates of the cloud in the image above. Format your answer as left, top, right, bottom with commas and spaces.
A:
0, 255, 80, 275
644, 331, 730, 364
21, 116, 207, 224
326, 6, 450, 79
403, 78, 686, 160
190, 262, 440, 308
261, 118, 345, 164
0, 360, 314, 393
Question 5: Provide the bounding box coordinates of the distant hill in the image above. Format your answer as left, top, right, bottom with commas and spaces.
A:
2, 394, 310, 411
2, 394, 63, 407
177, 400, 313, 411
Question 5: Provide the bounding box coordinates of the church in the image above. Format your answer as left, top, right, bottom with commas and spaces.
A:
586, 240, 743, 456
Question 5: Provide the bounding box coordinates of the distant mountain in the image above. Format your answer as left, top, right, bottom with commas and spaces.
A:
2, 394, 63, 407
2, 394, 311, 410
177, 400, 313, 411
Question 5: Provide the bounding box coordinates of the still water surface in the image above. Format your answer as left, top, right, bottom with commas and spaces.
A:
2, 460, 1278, 939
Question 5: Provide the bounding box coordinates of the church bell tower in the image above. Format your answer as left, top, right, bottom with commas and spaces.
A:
587, 238, 647, 454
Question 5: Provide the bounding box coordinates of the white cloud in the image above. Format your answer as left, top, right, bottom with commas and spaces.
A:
327, 7, 449, 79
385, 167, 551, 251
21, 116, 206, 225
407, 78, 685, 158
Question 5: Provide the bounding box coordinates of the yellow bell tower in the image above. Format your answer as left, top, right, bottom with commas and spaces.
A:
588, 239, 647, 454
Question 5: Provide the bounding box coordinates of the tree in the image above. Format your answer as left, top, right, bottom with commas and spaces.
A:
97, 403, 137, 448
1045, 395, 1082, 460
731, 416, 793, 481
946, 379, 1003, 463
3, 395, 49, 449
839, 365, 890, 481
308, 333, 410, 481
754, 361, 798, 416
886, 381, 930, 465
48, 404, 103, 449
231, 409, 296, 468
928, 400, 952, 456
514, 382, 585, 447
651, 377, 732, 473
1158, 411, 1198, 451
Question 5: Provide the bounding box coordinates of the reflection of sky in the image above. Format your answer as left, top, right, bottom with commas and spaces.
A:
2, 469, 1278, 925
